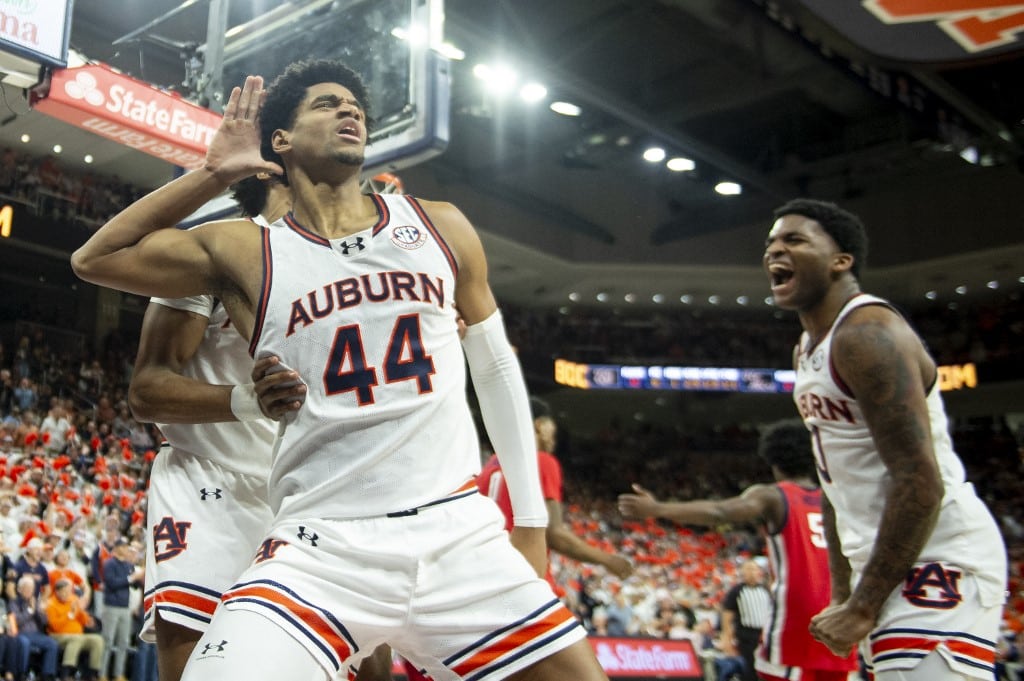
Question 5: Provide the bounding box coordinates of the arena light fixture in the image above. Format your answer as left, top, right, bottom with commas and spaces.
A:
925, 291, 938, 300
519, 82, 548, 103
52, 144, 63, 154
666, 157, 695, 172
19, 134, 29, 143
84, 154, 94, 164
473, 62, 518, 95
764, 297, 774, 306
624, 293, 636, 303
643, 147, 666, 163
652, 294, 664, 303
736, 296, 748, 305
955, 285, 967, 295
708, 295, 720, 305
568, 292, 580, 302
680, 294, 692, 304
715, 181, 742, 195
986, 280, 999, 289
596, 292, 609, 302
550, 101, 582, 116
436, 42, 466, 61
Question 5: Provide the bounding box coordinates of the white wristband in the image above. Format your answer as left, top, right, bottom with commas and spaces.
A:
230, 383, 265, 422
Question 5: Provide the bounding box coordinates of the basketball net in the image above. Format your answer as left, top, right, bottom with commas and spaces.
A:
362, 172, 405, 195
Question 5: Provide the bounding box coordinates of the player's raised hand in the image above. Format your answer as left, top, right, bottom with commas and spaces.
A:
204, 75, 283, 183
617, 483, 660, 519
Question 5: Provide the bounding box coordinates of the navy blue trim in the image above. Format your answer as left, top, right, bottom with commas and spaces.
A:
156, 605, 212, 624
446, 598, 561, 666
386, 489, 476, 518
869, 627, 994, 646
465, 620, 580, 681
873, 652, 927, 663
228, 597, 341, 671
144, 579, 223, 599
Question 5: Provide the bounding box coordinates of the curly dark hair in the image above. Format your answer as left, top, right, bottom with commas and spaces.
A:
260, 59, 372, 185
229, 176, 269, 218
773, 198, 868, 277
757, 419, 816, 479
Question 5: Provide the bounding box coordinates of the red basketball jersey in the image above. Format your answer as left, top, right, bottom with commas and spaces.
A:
759, 481, 857, 671
477, 451, 563, 531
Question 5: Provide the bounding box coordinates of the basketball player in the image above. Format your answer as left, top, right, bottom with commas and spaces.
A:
129, 176, 393, 681
478, 397, 634, 581
764, 198, 1006, 680
618, 419, 857, 681
72, 62, 606, 681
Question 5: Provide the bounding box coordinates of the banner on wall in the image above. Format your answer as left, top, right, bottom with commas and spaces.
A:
32, 63, 222, 170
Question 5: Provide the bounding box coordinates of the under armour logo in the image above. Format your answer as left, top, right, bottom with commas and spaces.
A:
297, 526, 319, 546
338, 237, 365, 255
201, 640, 228, 655
199, 488, 222, 500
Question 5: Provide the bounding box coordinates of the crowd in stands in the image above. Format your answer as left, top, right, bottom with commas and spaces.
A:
0, 148, 146, 228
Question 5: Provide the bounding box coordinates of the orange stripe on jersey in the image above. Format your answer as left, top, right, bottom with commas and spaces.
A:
451, 606, 576, 677
871, 636, 939, 655
152, 588, 219, 615
945, 638, 996, 664
224, 584, 353, 662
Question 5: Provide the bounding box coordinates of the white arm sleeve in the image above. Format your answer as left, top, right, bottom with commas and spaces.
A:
461, 310, 548, 528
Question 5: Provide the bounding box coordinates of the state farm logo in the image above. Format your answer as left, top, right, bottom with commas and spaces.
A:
64, 72, 104, 106
864, 1, 1024, 53
57, 68, 217, 147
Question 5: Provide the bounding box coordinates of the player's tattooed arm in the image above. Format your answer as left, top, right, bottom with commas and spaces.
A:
811, 307, 942, 656
821, 495, 851, 604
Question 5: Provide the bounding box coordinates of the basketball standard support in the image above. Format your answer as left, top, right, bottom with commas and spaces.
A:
201, 0, 230, 113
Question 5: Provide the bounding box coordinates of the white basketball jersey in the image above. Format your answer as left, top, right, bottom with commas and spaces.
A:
151, 216, 276, 480
250, 193, 480, 520
794, 294, 1005, 603
150, 294, 276, 480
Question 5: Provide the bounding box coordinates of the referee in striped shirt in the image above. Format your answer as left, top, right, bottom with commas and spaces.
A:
721, 560, 773, 681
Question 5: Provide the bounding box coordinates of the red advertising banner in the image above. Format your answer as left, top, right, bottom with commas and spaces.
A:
591, 637, 702, 679
32, 64, 222, 169
391, 636, 702, 679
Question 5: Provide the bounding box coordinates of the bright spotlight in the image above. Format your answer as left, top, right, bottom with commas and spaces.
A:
550, 101, 582, 116
643, 147, 666, 163
715, 181, 742, 195
666, 157, 695, 172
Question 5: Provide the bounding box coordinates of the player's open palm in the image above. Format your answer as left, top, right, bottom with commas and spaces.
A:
618, 483, 659, 519
205, 75, 283, 183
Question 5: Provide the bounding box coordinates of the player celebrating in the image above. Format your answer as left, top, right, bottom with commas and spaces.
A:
73, 62, 606, 681
764, 198, 1006, 680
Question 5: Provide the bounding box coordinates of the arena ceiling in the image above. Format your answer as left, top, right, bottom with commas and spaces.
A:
2, 0, 1023, 311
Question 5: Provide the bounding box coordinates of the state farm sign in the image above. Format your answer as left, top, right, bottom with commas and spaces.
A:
589, 637, 702, 679
33, 64, 222, 169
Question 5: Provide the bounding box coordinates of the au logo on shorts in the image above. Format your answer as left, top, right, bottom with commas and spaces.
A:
902, 562, 963, 609
153, 516, 192, 562
391, 225, 427, 250
253, 538, 287, 564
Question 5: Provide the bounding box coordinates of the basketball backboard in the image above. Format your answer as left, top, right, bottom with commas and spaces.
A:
219, 0, 449, 176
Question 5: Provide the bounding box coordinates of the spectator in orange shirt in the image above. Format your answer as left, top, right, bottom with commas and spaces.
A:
45, 578, 103, 681
48, 550, 91, 611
